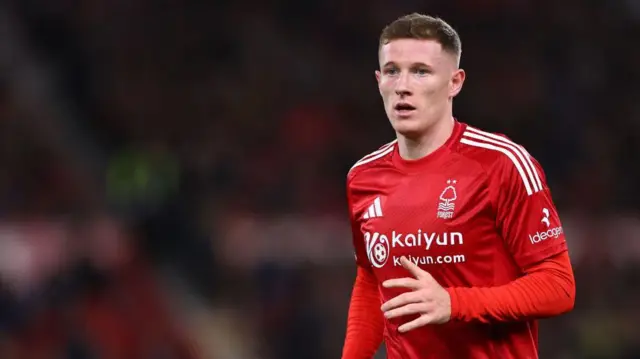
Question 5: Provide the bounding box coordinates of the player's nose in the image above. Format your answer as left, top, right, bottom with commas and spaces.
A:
395, 88, 411, 96
394, 72, 412, 96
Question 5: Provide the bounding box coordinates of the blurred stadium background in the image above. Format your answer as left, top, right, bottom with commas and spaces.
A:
0, 0, 638, 358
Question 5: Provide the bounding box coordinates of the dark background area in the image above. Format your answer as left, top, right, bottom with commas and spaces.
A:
0, 0, 638, 358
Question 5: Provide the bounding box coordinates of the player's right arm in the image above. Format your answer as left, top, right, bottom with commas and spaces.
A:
341, 175, 384, 359
342, 266, 384, 359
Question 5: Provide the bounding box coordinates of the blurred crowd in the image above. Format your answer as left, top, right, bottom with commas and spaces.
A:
0, 0, 639, 358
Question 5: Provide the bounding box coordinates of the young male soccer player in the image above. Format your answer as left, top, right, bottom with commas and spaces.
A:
342, 13, 575, 359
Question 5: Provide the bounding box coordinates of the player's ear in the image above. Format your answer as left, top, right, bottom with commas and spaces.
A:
449, 69, 465, 98
375, 70, 383, 95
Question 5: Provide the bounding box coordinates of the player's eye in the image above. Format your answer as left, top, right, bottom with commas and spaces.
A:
384, 67, 399, 75
414, 68, 430, 76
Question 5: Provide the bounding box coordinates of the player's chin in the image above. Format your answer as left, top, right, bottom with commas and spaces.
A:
391, 118, 426, 138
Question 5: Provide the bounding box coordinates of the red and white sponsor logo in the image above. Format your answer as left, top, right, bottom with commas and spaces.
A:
529, 207, 563, 244
529, 226, 563, 244
364, 230, 465, 268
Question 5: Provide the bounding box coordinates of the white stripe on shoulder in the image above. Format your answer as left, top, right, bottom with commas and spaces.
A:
350, 140, 397, 171
460, 134, 539, 196
465, 127, 542, 191
359, 140, 397, 161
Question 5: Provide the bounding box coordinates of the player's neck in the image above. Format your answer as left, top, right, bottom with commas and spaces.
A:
397, 116, 455, 160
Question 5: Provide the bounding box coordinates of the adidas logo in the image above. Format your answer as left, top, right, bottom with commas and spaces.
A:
363, 197, 383, 219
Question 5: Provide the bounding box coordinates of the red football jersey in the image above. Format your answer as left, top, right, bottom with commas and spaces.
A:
346, 121, 567, 359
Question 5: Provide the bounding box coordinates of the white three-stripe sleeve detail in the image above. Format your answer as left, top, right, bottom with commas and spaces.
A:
462, 131, 540, 193
515, 145, 543, 191
466, 127, 543, 191
355, 139, 396, 161
350, 145, 395, 170
460, 138, 534, 196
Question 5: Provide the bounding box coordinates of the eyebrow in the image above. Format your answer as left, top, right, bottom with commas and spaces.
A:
382, 61, 433, 69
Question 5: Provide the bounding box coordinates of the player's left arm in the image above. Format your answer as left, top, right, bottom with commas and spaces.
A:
447, 153, 576, 323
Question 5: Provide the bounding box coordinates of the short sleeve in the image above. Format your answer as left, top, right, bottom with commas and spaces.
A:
347, 177, 371, 269
495, 153, 568, 269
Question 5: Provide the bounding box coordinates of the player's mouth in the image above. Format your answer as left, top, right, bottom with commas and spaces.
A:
394, 102, 416, 117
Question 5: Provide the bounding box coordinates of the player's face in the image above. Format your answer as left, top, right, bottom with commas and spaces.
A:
376, 39, 465, 138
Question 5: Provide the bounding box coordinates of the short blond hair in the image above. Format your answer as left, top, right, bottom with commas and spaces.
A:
380, 13, 462, 64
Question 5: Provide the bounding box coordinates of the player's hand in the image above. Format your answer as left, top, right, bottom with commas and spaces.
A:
380, 256, 451, 332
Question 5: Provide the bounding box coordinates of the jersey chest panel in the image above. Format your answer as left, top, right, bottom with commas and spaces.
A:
354, 169, 500, 285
